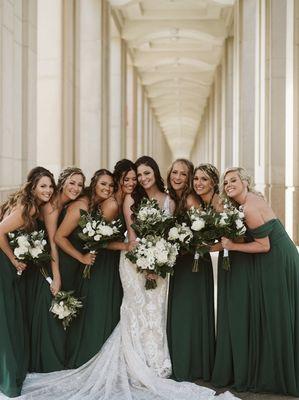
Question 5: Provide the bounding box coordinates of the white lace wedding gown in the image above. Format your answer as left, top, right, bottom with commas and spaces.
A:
0, 197, 237, 400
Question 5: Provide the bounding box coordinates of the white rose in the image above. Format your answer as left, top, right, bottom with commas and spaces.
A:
239, 226, 246, 235
94, 234, 101, 241
191, 218, 205, 231
17, 236, 30, 248
14, 247, 28, 259
88, 229, 95, 237
42, 239, 47, 246
168, 227, 179, 240
97, 225, 114, 237
29, 247, 43, 258
235, 219, 244, 229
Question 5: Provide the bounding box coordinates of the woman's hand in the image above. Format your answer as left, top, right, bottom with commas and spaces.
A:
12, 259, 27, 273
80, 252, 96, 265
146, 272, 159, 280
50, 276, 61, 296
221, 237, 235, 250
126, 241, 139, 251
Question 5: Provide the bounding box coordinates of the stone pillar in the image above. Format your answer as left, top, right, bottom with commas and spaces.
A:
285, 0, 299, 243
0, 0, 37, 193
108, 19, 125, 170
37, 0, 62, 177
75, 0, 105, 179
136, 79, 144, 157
125, 57, 137, 160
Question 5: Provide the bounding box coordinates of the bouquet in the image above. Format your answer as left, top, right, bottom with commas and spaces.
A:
167, 222, 193, 252
125, 235, 179, 290
131, 198, 174, 237
78, 209, 123, 278
187, 206, 220, 272
215, 202, 246, 271
8, 230, 52, 275
9, 230, 82, 329
38, 270, 83, 330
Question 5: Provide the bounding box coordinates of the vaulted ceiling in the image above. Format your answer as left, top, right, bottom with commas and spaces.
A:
109, 0, 235, 158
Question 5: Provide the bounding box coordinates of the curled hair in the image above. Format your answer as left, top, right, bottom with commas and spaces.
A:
220, 167, 263, 202
132, 156, 165, 210
113, 159, 136, 191
193, 163, 220, 209
0, 166, 56, 231
86, 169, 114, 213
167, 159, 194, 215
57, 167, 86, 193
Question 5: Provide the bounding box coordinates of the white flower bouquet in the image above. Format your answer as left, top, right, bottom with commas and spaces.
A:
49, 289, 83, 330
167, 222, 193, 252
187, 207, 220, 272
214, 201, 246, 271
78, 209, 124, 278
8, 230, 52, 275
131, 198, 174, 238
125, 235, 179, 290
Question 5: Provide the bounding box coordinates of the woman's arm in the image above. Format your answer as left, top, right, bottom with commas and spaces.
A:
0, 207, 28, 272
42, 202, 61, 295
221, 204, 270, 253
54, 200, 96, 265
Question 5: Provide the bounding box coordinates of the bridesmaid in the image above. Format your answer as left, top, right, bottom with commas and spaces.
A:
220, 167, 299, 396
28, 167, 85, 372
0, 167, 55, 397
167, 159, 215, 382
211, 166, 256, 392
56, 166, 136, 368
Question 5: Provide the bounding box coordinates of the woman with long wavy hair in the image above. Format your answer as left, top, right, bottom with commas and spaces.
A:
55, 167, 136, 369
213, 167, 299, 396
167, 159, 215, 382
0, 167, 55, 397
27, 167, 85, 374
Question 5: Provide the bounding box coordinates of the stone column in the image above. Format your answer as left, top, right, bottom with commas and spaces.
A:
37, 0, 62, 177
125, 57, 137, 160
136, 79, 144, 157
75, 0, 105, 179
0, 0, 37, 195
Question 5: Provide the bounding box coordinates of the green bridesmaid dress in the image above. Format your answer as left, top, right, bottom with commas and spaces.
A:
0, 250, 28, 397
249, 219, 299, 396
212, 249, 256, 391
66, 212, 124, 368
25, 220, 65, 373
167, 252, 215, 382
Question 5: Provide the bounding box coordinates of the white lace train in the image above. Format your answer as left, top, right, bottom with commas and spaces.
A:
0, 253, 238, 400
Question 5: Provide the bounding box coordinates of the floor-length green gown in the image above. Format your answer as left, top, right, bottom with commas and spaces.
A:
167, 252, 215, 381
0, 250, 28, 397
25, 220, 65, 373
249, 219, 299, 396
66, 247, 123, 368
211, 249, 255, 391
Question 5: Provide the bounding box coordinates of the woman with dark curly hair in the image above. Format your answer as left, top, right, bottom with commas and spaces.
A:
167, 160, 215, 382
0, 166, 55, 397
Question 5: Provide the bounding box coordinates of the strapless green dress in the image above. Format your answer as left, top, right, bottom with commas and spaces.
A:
248, 219, 299, 396
167, 252, 215, 381
0, 248, 28, 397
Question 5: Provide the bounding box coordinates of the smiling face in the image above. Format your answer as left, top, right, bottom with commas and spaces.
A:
62, 173, 84, 201
137, 164, 156, 191
169, 161, 189, 193
193, 169, 215, 197
120, 169, 137, 195
223, 171, 246, 199
33, 176, 55, 204
95, 174, 114, 201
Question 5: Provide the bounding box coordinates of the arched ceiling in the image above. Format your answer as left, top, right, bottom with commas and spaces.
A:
109, 0, 234, 158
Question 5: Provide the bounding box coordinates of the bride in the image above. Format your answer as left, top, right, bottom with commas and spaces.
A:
0, 157, 236, 400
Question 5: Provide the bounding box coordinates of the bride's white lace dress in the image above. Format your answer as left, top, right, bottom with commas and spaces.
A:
0, 196, 237, 400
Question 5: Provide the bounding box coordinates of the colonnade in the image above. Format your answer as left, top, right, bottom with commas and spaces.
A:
191, 0, 299, 243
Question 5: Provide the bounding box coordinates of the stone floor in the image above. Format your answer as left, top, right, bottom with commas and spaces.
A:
195, 380, 299, 400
